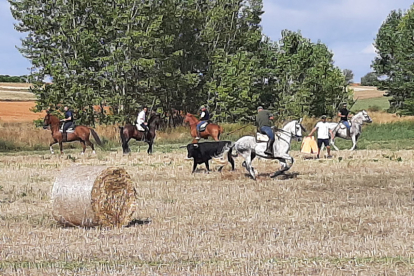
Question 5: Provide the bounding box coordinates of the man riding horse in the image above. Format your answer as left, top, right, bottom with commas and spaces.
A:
61, 106, 74, 141
338, 103, 352, 137
256, 106, 275, 156
137, 106, 149, 139
196, 105, 210, 140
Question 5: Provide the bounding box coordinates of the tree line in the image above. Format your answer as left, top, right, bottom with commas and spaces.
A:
0, 75, 27, 83
10, 0, 352, 125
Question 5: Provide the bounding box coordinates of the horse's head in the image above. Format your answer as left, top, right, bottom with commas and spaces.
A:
43, 111, 51, 129
283, 118, 304, 141
148, 113, 162, 130
43, 111, 59, 129
361, 110, 373, 123
183, 113, 194, 125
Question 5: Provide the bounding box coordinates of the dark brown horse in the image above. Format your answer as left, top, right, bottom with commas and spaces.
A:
183, 113, 223, 143
43, 112, 102, 154
119, 113, 161, 154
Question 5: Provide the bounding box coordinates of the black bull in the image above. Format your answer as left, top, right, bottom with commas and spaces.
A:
186, 141, 235, 173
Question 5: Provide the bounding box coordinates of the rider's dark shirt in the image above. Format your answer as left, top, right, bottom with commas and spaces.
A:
65, 110, 74, 122
339, 108, 349, 121
200, 110, 210, 121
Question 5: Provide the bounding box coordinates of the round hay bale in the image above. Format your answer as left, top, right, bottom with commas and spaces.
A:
52, 166, 136, 227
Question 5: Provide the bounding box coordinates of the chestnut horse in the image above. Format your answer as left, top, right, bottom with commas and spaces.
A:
43, 112, 102, 154
119, 113, 161, 154
183, 113, 223, 143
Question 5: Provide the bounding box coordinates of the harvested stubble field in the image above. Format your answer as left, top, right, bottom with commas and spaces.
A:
1, 147, 414, 275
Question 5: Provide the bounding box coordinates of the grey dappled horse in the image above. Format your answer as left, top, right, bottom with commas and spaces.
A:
233, 119, 304, 180
325, 110, 372, 151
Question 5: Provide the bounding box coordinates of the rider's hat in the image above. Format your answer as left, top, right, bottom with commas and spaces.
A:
257, 106, 263, 110
200, 105, 206, 110
321, 115, 327, 119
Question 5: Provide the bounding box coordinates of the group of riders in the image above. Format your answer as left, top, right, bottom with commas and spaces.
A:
60, 102, 353, 154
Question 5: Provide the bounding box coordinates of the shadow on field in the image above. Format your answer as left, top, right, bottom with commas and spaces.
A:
254, 171, 299, 180
126, 218, 152, 227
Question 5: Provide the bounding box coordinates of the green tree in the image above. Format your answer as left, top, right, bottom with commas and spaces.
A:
342, 69, 354, 85
372, 9, 405, 112
360, 72, 378, 86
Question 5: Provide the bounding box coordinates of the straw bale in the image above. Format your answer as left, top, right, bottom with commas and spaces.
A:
52, 166, 136, 227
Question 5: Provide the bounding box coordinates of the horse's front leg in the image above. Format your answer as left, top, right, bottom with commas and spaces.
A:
49, 139, 58, 154
349, 135, 357, 151
271, 155, 294, 178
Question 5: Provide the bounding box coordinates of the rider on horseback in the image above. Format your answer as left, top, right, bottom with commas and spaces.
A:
137, 106, 149, 133
61, 106, 74, 132
256, 106, 275, 156
196, 105, 210, 140
338, 103, 352, 137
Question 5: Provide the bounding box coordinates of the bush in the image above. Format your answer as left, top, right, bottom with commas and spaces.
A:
367, 105, 382, 112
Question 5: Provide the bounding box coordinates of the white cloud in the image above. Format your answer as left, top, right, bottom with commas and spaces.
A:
362, 44, 376, 54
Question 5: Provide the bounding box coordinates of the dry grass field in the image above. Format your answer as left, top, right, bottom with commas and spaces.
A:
352, 86, 386, 100
1, 148, 414, 275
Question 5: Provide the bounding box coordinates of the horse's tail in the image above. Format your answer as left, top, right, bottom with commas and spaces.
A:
90, 128, 103, 146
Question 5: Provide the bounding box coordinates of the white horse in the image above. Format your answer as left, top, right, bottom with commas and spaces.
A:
233, 119, 304, 180
326, 110, 372, 151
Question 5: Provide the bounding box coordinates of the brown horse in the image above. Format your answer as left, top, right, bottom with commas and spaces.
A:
183, 113, 223, 143
43, 112, 102, 154
119, 113, 161, 154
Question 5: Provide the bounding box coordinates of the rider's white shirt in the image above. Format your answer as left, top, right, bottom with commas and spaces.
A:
315, 122, 330, 139
137, 110, 146, 124
200, 111, 205, 119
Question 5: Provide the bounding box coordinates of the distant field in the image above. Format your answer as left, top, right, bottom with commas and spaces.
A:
0, 82, 35, 101
0, 101, 44, 122
351, 97, 390, 112
351, 86, 389, 111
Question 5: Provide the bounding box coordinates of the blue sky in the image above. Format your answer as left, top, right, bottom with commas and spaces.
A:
0, 0, 413, 82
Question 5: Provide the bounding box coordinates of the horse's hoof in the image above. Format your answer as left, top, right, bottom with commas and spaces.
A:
270, 172, 281, 178
81, 152, 84, 155
93, 151, 96, 154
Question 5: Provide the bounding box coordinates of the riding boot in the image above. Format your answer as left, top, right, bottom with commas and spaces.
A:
264, 139, 274, 156
346, 129, 351, 138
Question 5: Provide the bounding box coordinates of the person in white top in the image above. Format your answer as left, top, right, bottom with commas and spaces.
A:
137, 106, 149, 132
307, 115, 333, 159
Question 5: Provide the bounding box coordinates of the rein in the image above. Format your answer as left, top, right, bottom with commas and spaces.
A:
225, 125, 249, 136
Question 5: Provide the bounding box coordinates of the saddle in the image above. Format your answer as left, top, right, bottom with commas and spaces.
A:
198, 122, 208, 132
339, 121, 352, 129
256, 132, 269, 142
59, 122, 75, 133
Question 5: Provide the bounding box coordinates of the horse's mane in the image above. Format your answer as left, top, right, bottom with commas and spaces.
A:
281, 119, 298, 128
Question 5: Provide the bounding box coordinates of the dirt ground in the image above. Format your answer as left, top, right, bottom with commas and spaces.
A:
0, 101, 45, 122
